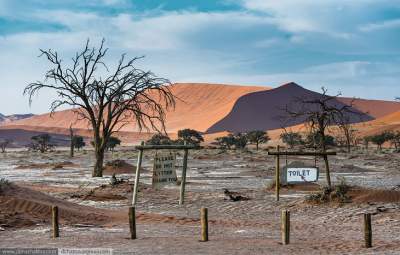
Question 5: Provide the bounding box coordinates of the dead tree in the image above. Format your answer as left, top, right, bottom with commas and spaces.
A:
335, 101, 360, 153
24, 39, 175, 177
285, 87, 364, 189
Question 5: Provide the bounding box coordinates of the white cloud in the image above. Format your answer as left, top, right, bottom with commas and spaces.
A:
240, 0, 400, 38
253, 38, 281, 48
360, 19, 400, 32
179, 60, 400, 99
0, 3, 400, 114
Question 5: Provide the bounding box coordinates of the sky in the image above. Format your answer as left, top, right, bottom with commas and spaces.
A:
0, 0, 399, 115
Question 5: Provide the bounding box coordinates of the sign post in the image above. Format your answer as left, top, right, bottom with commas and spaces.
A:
132, 141, 144, 206
132, 143, 197, 206
275, 145, 280, 202
268, 150, 336, 201
179, 147, 189, 205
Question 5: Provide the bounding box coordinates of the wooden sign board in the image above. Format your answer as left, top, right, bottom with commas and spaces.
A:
152, 152, 177, 188
281, 161, 319, 185
286, 167, 319, 183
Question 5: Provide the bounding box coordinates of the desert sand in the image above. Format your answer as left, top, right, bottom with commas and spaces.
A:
1, 148, 400, 254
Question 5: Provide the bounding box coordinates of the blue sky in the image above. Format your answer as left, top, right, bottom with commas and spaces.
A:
0, 0, 399, 114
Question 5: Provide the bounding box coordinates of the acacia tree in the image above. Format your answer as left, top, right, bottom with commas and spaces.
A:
177, 129, 204, 145
24, 39, 175, 177
31, 134, 53, 153
72, 136, 86, 151
280, 131, 303, 149
214, 134, 235, 149
146, 133, 172, 145
369, 132, 390, 151
285, 87, 364, 188
106, 136, 121, 152
246, 130, 269, 150
388, 131, 400, 151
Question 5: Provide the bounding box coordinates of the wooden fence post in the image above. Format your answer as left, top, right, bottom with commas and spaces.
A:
129, 206, 136, 239
52, 205, 59, 238
132, 141, 144, 206
179, 145, 189, 205
364, 213, 372, 248
275, 145, 280, 201
201, 207, 208, 242
281, 210, 290, 245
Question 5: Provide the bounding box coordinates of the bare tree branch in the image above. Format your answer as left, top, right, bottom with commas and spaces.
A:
24, 39, 176, 177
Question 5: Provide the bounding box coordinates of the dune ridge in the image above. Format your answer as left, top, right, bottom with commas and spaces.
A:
206, 82, 373, 133
4, 83, 270, 134
2, 82, 400, 145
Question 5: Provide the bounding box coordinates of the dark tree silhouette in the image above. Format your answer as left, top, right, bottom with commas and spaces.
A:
280, 132, 303, 149
368, 132, 391, 151
246, 130, 269, 150
214, 134, 235, 149
72, 136, 85, 151
177, 129, 204, 145
106, 136, 121, 152
24, 39, 175, 177
0, 139, 11, 153
30, 134, 53, 153
69, 126, 74, 157
146, 133, 173, 145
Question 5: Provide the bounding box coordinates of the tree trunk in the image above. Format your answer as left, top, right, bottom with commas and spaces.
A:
345, 133, 351, 153
256, 142, 259, 151
69, 126, 74, 158
321, 133, 332, 189
93, 147, 105, 177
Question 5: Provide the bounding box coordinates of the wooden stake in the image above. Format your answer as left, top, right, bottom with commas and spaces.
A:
281, 210, 290, 245
132, 141, 144, 206
179, 146, 189, 205
51, 206, 59, 238
201, 207, 208, 242
364, 213, 372, 248
275, 145, 280, 201
129, 206, 136, 239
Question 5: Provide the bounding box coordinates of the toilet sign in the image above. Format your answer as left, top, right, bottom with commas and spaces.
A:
286, 167, 319, 183
280, 161, 319, 185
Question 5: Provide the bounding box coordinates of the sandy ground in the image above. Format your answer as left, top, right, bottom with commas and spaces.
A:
1, 148, 400, 254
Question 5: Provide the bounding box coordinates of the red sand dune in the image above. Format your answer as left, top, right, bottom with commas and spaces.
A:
206, 82, 373, 133
352, 110, 400, 137
3, 82, 400, 145
338, 97, 400, 119
4, 83, 269, 134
